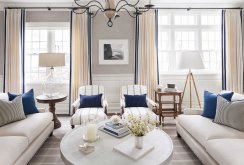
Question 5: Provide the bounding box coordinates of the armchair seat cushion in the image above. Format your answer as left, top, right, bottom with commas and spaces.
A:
70, 108, 107, 126
122, 107, 158, 122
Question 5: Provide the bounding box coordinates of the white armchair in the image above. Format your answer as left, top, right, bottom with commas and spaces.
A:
120, 85, 158, 122
70, 85, 108, 128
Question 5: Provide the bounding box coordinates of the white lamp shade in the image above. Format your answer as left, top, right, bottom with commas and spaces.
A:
39, 53, 65, 67
177, 51, 205, 70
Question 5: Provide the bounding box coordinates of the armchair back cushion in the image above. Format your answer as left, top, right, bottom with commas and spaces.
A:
121, 85, 147, 99
79, 85, 105, 99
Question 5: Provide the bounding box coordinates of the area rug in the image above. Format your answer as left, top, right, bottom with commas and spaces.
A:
29, 116, 202, 165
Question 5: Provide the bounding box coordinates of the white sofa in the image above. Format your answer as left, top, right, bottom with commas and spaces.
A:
0, 93, 54, 165
176, 93, 244, 165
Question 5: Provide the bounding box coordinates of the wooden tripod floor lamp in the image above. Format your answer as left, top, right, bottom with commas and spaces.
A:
177, 51, 205, 108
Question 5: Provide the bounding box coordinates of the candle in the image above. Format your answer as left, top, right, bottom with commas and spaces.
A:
86, 123, 97, 141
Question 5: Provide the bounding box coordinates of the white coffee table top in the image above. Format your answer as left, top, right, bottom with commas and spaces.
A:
60, 124, 173, 165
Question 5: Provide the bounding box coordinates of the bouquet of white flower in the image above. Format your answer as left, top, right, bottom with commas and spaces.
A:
126, 115, 156, 137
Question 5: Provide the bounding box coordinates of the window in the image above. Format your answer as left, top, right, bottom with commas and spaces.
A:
158, 11, 221, 73
24, 22, 70, 114
25, 23, 70, 84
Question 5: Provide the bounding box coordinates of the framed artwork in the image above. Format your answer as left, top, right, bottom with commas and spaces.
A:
99, 39, 129, 65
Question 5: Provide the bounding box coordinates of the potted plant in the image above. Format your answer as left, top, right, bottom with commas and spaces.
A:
126, 115, 156, 149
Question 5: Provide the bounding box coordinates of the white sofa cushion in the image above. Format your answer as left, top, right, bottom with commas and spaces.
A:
206, 139, 244, 165
0, 136, 28, 165
177, 115, 244, 147
71, 108, 107, 125
0, 112, 53, 143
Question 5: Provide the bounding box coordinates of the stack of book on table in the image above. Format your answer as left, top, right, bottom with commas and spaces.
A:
101, 121, 130, 138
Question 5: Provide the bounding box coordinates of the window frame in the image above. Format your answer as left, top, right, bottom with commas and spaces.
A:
158, 10, 222, 75
25, 22, 70, 84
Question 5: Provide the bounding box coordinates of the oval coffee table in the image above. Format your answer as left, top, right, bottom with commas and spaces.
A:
60, 125, 173, 165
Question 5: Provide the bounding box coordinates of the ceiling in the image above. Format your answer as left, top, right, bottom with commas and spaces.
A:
1, 0, 244, 8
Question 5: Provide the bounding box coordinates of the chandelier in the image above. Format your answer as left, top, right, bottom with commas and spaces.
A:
73, 0, 154, 27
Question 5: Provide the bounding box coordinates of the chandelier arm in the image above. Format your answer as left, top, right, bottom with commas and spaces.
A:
115, 0, 140, 10
117, 4, 137, 13
91, 8, 102, 18
120, 7, 136, 18
75, 0, 105, 11
87, 4, 105, 12
139, 7, 150, 13
73, 8, 88, 14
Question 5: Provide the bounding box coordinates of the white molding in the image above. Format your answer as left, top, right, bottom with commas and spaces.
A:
93, 74, 134, 113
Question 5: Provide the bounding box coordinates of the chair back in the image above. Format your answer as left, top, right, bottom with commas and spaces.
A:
121, 85, 147, 99
78, 85, 105, 99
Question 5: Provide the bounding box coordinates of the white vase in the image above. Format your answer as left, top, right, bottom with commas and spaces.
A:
135, 136, 143, 149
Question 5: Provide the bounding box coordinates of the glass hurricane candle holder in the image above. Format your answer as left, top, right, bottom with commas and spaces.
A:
83, 116, 99, 142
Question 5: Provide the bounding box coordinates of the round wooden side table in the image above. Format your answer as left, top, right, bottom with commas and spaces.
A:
36, 94, 67, 129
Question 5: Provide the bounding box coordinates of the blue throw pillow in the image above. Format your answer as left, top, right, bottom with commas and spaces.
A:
202, 90, 234, 119
8, 89, 39, 115
124, 94, 148, 108
79, 94, 103, 108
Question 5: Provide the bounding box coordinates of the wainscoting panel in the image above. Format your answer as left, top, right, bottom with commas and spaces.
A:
159, 73, 222, 108
93, 74, 134, 113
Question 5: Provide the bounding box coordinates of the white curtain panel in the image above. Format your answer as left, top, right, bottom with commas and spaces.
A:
225, 9, 243, 94
5, 9, 22, 93
71, 10, 90, 103
138, 10, 158, 99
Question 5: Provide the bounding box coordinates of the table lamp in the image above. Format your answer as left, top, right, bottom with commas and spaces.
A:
39, 53, 65, 97
177, 51, 205, 108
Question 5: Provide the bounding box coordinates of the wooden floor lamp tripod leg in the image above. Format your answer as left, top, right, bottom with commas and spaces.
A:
181, 73, 189, 102
190, 72, 202, 108
181, 70, 202, 108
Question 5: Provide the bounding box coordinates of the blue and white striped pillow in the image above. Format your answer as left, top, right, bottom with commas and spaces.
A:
0, 96, 26, 127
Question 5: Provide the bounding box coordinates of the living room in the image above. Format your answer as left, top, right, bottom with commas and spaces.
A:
0, 0, 244, 165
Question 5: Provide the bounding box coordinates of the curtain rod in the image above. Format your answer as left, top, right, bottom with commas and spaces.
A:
5, 7, 85, 10
5, 7, 243, 10
150, 7, 243, 10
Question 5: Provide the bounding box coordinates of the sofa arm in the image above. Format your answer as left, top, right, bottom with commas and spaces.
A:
146, 98, 157, 107
102, 99, 108, 114
38, 108, 47, 113
72, 99, 80, 114
183, 108, 203, 115
102, 99, 108, 108
120, 99, 125, 114
120, 98, 125, 108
